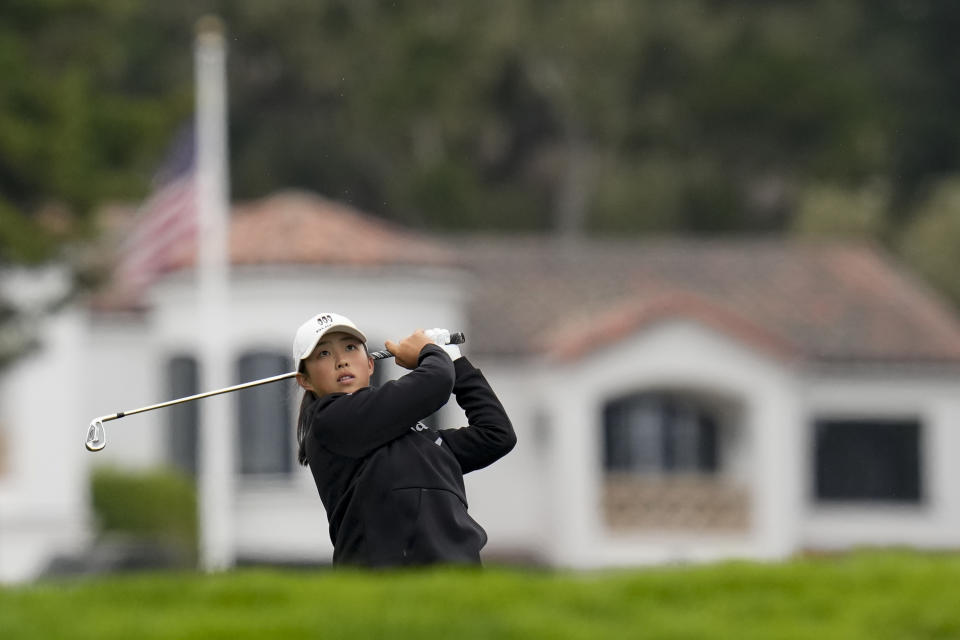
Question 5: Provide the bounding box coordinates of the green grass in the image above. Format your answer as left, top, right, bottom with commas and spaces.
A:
1, 550, 958, 639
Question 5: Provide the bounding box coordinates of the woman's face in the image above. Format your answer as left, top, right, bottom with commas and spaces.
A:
296, 331, 374, 396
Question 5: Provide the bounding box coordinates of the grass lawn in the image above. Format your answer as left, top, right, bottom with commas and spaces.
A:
1, 550, 957, 639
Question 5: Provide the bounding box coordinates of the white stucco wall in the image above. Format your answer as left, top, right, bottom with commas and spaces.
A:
529, 319, 804, 569
801, 371, 960, 549
85, 314, 165, 469
458, 358, 551, 563
0, 310, 91, 582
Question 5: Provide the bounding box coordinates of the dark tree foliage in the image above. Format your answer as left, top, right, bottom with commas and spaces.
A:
2, 0, 960, 292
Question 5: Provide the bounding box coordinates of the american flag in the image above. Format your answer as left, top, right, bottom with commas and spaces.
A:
113, 125, 198, 293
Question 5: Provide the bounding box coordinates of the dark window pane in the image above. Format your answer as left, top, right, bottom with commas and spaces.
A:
603, 393, 719, 474
698, 413, 719, 473
167, 356, 198, 476
814, 419, 921, 503
237, 352, 292, 475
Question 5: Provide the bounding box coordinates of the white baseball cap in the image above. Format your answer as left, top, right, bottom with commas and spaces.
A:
292, 312, 367, 367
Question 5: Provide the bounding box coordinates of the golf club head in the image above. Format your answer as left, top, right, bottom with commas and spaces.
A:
85, 419, 106, 452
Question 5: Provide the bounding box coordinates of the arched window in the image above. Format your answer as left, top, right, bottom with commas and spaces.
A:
603, 392, 718, 475
601, 389, 749, 532
236, 351, 293, 476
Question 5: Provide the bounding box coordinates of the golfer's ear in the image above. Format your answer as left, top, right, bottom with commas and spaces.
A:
295, 372, 313, 393
367, 355, 375, 375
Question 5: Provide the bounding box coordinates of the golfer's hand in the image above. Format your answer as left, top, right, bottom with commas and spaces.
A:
425, 327, 462, 360
385, 330, 433, 370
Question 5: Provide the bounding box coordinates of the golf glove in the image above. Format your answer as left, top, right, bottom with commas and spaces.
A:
425, 327, 462, 360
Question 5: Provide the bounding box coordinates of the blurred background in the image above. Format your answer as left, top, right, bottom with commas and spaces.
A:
2, 0, 960, 584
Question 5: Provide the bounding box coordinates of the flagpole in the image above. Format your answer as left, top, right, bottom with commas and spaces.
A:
194, 15, 233, 571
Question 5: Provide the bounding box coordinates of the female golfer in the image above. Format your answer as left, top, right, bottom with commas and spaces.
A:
293, 312, 516, 567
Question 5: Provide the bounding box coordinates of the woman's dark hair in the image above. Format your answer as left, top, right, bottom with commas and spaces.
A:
296, 386, 318, 466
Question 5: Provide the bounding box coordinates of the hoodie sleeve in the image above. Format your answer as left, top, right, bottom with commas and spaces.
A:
308, 344, 455, 458
439, 357, 516, 474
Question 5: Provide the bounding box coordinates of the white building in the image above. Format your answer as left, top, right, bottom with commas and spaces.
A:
458, 238, 960, 567
2, 191, 960, 581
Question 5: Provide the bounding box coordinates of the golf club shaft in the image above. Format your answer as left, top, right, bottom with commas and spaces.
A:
94, 370, 299, 424
96, 331, 465, 422
85, 331, 465, 451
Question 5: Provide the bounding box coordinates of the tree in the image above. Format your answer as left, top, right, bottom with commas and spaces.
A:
0, 0, 191, 362
4, 1, 960, 294
792, 182, 890, 240
0, 1, 192, 261
900, 178, 960, 306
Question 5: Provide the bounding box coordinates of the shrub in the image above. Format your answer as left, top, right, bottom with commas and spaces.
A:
90, 466, 198, 565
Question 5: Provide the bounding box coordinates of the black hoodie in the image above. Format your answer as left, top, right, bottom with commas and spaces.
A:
303, 344, 516, 567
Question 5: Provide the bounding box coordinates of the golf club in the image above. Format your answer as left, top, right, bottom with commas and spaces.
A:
84, 332, 466, 452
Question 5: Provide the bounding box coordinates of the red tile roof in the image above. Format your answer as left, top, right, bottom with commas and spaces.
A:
91, 192, 960, 366
455, 236, 960, 365
90, 191, 455, 311
174, 190, 455, 268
